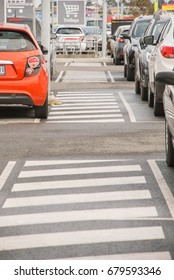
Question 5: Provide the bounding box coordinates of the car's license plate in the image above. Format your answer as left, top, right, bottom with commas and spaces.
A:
0, 65, 5, 76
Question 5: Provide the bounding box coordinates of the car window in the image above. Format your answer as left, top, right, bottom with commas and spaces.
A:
0, 30, 36, 51
57, 28, 83, 35
132, 20, 151, 38
158, 20, 171, 42
152, 21, 166, 41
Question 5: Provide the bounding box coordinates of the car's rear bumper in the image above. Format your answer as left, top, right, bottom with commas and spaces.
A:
0, 70, 48, 106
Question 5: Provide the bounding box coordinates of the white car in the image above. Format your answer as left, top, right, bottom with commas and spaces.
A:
146, 14, 173, 116
55, 26, 86, 54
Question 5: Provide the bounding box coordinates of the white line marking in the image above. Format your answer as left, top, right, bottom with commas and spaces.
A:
0, 227, 164, 251
53, 102, 118, 106
69, 63, 102, 67
51, 106, 119, 110
50, 109, 121, 115
55, 71, 64, 83
148, 160, 174, 219
0, 206, 157, 227
64, 63, 69, 67
12, 176, 146, 192
24, 159, 132, 167
103, 62, 107, 67
118, 91, 136, 122
48, 114, 123, 120
56, 93, 114, 97
19, 165, 142, 178
107, 71, 115, 83
3, 189, 149, 208
67, 251, 171, 260
0, 161, 16, 191
62, 80, 108, 83
47, 119, 124, 123
55, 96, 116, 100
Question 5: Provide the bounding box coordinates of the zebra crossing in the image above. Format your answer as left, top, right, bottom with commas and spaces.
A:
0, 159, 171, 259
47, 92, 124, 123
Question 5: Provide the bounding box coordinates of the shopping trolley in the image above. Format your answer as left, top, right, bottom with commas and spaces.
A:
63, 2, 79, 18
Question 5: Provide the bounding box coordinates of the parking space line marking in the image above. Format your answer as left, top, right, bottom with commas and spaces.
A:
67, 251, 171, 260
107, 71, 115, 82
0, 206, 157, 227
148, 159, 174, 219
0, 161, 16, 191
118, 91, 136, 122
0, 227, 165, 251
12, 176, 146, 192
55, 71, 64, 83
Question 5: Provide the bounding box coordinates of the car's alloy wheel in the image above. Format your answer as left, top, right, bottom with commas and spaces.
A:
165, 121, 174, 167
34, 94, 48, 119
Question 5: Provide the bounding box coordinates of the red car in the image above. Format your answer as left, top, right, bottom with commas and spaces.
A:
0, 22, 48, 118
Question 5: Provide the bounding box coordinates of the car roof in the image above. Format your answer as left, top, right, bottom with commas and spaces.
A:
0, 22, 30, 32
134, 15, 153, 22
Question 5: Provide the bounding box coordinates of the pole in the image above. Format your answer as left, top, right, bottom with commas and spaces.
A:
102, 0, 107, 58
41, 0, 51, 93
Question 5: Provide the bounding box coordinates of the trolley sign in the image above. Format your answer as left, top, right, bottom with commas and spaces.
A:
58, 0, 85, 26
6, 0, 34, 18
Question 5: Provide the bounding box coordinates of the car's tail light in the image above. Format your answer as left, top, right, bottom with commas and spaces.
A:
25, 55, 41, 77
160, 46, 174, 58
118, 37, 124, 43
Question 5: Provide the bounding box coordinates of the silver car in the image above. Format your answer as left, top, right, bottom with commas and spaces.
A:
55, 26, 86, 54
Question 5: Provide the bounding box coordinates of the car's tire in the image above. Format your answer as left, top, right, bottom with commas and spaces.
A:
126, 64, 134, 81
34, 94, 48, 119
113, 57, 115, 64
140, 85, 148, 101
165, 121, 174, 167
148, 83, 154, 107
154, 92, 164, 116
124, 64, 127, 78
135, 77, 140, 94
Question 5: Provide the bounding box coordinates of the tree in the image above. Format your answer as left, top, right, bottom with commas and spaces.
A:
129, 0, 154, 17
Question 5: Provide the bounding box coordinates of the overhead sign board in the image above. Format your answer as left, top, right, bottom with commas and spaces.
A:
0, 0, 5, 22
6, 0, 34, 18
58, 0, 85, 26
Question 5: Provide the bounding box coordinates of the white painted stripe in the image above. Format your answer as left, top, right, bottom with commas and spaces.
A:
55, 71, 64, 83
24, 159, 132, 167
51, 105, 119, 110
103, 62, 107, 67
12, 176, 146, 192
69, 63, 102, 67
19, 165, 142, 178
0, 227, 165, 251
47, 119, 125, 123
148, 160, 174, 219
56, 93, 114, 97
56, 92, 112, 94
107, 71, 115, 83
0, 161, 16, 191
50, 109, 121, 115
118, 91, 136, 123
0, 206, 157, 227
3, 190, 149, 208
67, 251, 171, 260
63, 80, 107, 83
64, 62, 69, 67
33, 118, 41, 123
53, 102, 118, 106
56, 97, 116, 100
48, 114, 123, 120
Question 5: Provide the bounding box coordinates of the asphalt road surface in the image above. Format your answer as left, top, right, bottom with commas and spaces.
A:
0, 57, 173, 260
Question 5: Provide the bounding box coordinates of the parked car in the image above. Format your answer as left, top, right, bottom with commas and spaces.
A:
155, 71, 174, 166
122, 15, 153, 81
112, 25, 130, 65
0, 22, 48, 118
134, 14, 168, 100
82, 26, 102, 51
55, 26, 86, 54
145, 14, 173, 116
